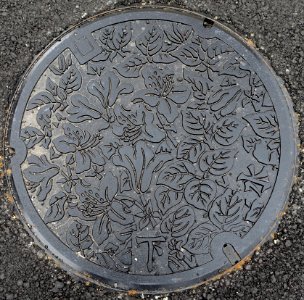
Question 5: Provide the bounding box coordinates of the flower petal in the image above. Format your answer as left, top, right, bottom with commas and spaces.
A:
99, 172, 118, 201
62, 123, 90, 146
168, 85, 191, 104
112, 123, 124, 137
142, 66, 174, 89
144, 111, 166, 142
88, 146, 106, 166
75, 151, 91, 174
53, 136, 76, 153
67, 203, 97, 221
108, 200, 134, 225
133, 89, 161, 107
157, 100, 179, 123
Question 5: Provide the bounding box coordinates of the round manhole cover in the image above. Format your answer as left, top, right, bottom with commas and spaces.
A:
6, 7, 297, 293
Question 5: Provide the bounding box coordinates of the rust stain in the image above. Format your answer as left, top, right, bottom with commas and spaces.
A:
5, 192, 14, 204
246, 38, 256, 47
128, 290, 139, 296
294, 112, 300, 124
81, 272, 92, 279
234, 256, 252, 271
255, 245, 261, 253
0, 169, 12, 179
49, 257, 63, 269
293, 176, 301, 184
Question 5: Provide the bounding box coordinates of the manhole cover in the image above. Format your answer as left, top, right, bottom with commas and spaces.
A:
6, 7, 297, 293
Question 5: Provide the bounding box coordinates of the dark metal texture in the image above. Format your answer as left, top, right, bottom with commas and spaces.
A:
7, 7, 297, 293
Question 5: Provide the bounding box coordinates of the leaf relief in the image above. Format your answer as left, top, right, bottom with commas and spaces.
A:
24, 155, 59, 202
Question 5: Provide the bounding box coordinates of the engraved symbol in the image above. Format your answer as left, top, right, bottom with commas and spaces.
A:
136, 235, 166, 272
69, 31, 102, 64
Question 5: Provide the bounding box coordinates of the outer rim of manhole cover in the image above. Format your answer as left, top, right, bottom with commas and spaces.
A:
5, 6, 298, 294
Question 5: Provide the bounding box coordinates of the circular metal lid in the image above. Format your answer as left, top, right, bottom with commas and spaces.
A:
6, 7, 297, 293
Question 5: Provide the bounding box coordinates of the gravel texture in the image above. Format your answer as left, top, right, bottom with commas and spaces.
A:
0, 0, 304, 299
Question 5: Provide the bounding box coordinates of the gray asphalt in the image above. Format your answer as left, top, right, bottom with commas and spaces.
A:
0, 0, 304, 299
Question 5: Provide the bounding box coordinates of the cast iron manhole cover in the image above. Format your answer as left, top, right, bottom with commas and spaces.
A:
6, 7, 297, 293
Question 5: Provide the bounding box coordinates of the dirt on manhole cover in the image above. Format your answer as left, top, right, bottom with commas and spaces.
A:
5, 7, 297, 293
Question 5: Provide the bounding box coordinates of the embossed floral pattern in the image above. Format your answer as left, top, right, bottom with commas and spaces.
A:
53, 124, 105, 174
20, 19, 281, 276
112, 103, 165, 143
135, 66, 191, 122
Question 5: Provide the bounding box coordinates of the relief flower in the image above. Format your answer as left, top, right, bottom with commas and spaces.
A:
134, 66, 191, 122
53, 124, 105, 174
75, 182, 109, 219
66, 173, 137, 247
71, 173, 135, 226
112, 103, 166, 143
